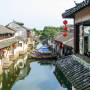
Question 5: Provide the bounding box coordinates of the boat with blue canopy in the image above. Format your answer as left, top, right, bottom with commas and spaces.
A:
30, 46, 57, 59
37, 46, 51, 54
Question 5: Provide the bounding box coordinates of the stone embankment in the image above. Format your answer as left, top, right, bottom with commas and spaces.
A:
56, 55, 90, 90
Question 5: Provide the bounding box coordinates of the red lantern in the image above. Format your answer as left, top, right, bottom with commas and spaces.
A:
12, 44, 16, 49
63, 26, 68, 31
63, 32, 67, 37
63, 20, 68, 25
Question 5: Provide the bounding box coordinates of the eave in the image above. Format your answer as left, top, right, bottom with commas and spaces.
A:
62, 0, 90, 18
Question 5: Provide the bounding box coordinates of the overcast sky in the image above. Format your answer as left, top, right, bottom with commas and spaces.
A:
0, 0, 83, 29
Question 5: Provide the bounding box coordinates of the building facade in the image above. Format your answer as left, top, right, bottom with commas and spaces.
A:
62, 0, 90, 57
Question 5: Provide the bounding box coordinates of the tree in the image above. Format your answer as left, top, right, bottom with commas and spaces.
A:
40, 26, 61, 43
32, 26, 63, 43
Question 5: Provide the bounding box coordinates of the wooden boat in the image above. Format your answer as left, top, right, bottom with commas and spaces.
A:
30, 53, 57, 59
30, 51, 57, 59
30, 55, 57, 59
30, 46, 57, 59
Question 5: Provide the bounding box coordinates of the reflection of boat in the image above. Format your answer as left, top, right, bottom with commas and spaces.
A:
30, 46, 57, 59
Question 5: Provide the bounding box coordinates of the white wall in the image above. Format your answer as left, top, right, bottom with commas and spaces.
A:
8, 22, 27, 41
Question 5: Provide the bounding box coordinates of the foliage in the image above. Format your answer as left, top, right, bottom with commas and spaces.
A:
32, 26, 63, 43
33, 28, 42, 36
40, 26, 62, 41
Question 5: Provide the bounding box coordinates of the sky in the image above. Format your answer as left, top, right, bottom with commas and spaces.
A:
0, 0, 83, 29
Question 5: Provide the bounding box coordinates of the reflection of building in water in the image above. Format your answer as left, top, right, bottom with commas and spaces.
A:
54, 67, 72, 90
2, 54, 29, 90
2, 64, 20, 90
16, 62, 31, 80
0, 74, 2, 90
14, 54, 28, 70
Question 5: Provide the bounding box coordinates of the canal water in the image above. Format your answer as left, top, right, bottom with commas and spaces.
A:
0, 55, 76, 90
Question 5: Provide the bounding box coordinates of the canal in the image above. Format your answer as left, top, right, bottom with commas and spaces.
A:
0, 54, 76, 90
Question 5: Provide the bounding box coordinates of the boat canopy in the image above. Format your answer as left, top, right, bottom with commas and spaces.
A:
38, 46, 51, 53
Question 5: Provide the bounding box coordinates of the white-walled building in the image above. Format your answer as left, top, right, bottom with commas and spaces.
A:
7, 21, 28, 55
7, 21, 27, 41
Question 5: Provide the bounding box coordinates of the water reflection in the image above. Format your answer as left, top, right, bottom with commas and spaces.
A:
12, 61, 65, 90
2, 64, 20, 90
1, 54, 30, 90
54, 67, 72, 90
0, 74, 2, 90
1, 57, 75, 90
17, 62, 30, 80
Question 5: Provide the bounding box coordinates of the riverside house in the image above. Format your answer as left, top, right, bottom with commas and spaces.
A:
0, 26, 18, 70
0, 21, 34, 72
21, 26, 35, 53
62, 0, 90, 58
52, 25, 74, 57
0, 25, 14, 40
54, 32, 73, 57
6, 21, 28, 56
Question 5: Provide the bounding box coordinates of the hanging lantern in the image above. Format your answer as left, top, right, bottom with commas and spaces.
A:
63, 32, 68, 37
12, 44, 16, 49
63, 26, 68, 31
63, 20, 68, 25
63, 20, 68, 37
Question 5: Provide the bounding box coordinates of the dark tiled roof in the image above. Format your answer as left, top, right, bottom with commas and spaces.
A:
0, 25, 15, 34
54, 32, 63, 41
62, 0, 90, 18
55, 32, 74, 48
55, 32, 73, 42
0, 37, 18, 49
64, 38, 74, 48
13, 21, 24, 26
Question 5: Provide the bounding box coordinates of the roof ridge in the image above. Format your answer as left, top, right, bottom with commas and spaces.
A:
62, 0, 90, 18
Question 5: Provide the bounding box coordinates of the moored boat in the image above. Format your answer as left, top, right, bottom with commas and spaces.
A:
30, 46, 57, 59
